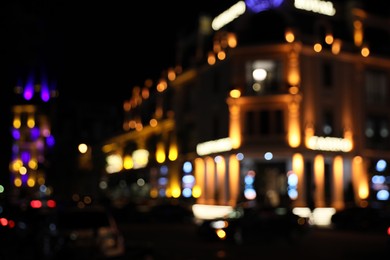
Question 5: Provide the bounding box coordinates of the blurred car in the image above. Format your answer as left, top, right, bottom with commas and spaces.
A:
147, 200, 194, 223
55, 206, 125, 259
197, 204, 310, 245
0, 200, 59, 259
387, 224, 390, 246
330, 206, 388, 231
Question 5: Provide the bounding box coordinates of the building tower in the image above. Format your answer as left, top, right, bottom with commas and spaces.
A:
9, 71, 58, 205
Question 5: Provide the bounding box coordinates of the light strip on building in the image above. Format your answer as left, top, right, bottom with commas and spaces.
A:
212, 1, 246, 31
192, 204, 234, 220
196, 138, 233, 156
294, 0, 336, 16
307, 136, 352, 152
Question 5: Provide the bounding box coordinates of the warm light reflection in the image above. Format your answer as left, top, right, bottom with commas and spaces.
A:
216, 156, 227, 204
332, 39, 342, 54
288, 101, 301, 148
149, 119, 158, 127
314, 43, 322, 52
217, 51, 226, 60
292, 153, 304, 207
228, 90, 240, 100
19, 167, 27, 175
227, 33, 237, 48
13, 117, 21, 129
228, 154, 240, 206
314, 155, 325, 208
123, 155, 133, 170
150, 188, 158, 198
156, 142, 166, 163
358, 182, 369, 199
14, 178, 22, 187
287, 47, 300, 86
168, 68, 176, 81
227, 99, 241, 149
216, 229, 227, 239
289, 86, 299, 94
27, 116, 35, 128
78, 143, 88, 154
361, 45, 370, 57
168, 140, 178, 161
157, 79, 168, 92
171, 186, 181, 198
141, 87, 149, 99
325, 33, 333, 45
27, 178, 35, 187
28, 159, 37, 170
332, 156, 344, 209
285, 29, 295, 43
353, 20, 363, 47
194, 158, 205, 203
352, 156, 369, 202
11, 159, 22, 172
206, 157, 215, 204
192, 185, 202, 198
208, 52, 216, 65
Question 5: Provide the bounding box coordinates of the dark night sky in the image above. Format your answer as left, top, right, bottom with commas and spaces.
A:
1, 0, 387, 104
0, 0, 238, 104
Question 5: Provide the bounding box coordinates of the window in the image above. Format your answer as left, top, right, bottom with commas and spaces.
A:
322, 62, 333, 88
275, 110, 284, 134
365, 116, 390, 149
259, 110, 270, 134
322, 111, 334, 136
245, 60, 283, 95
212, 117, 220, 140
365, 70, 388, 105
245, 111, 255, 135
244, 110, 285, 137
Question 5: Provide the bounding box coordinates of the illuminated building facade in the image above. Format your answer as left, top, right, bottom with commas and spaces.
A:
9, 73, 58, 204
102, 0, 390, 213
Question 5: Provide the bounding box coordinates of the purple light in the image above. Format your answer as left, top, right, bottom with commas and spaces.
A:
30, 127, 40, 141
40, 82, 50, 102
23, 76, 35, 100
46, 135, 55, 147
21, 151, 31, 164
245, 0, 284, 13
12, 144, 19, 154
12, 129, 20, 140
21, 174, 28, 185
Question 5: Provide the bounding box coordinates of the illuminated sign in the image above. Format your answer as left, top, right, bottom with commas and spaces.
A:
196, 137, 233, 156
105, 154, 123, 174
307, 136, 352, 152
132, 149, 149, 169
212, 1, 246, 31
294, 0, 336, 16
246, 0, 284, 13
192, 204, 234, 220
212, 0, 335, 32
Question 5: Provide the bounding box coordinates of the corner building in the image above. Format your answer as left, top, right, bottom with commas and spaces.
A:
102, 0, 390, 213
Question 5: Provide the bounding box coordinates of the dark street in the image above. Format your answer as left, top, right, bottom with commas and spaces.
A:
119, 221, 389, 259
